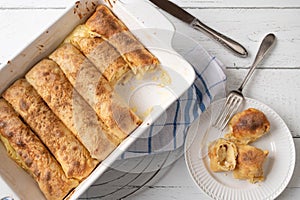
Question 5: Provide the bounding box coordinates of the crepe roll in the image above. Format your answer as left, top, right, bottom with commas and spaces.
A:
2, 79, 97, 180
26, 59, 117, 160
208, 138, 238, 172
225, 108, 270, 144
85, 5, 160, 76
71, 35, 130, 85
85, 5, 128, 39
0, 99, 78, 200
65, 25, 130, 85
64, 24, 92, 49
233, 144, 269, 183
49, 43, 142, 143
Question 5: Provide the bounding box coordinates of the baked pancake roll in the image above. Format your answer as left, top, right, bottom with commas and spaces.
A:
85, 5, 160, 76
50, 44, 142, 143
225, 108, 270, 144
65, 25, 130, 85
234, 144, 269, 183
208, 138, 238, 172
2, 79, 97, 180
26, 59, 117, 161
0, 99, 78, 200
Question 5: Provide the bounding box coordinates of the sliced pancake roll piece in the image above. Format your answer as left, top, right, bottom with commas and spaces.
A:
225, 108, 270, 144
234, 144, 269, 183
64, 24, 92, 49
49, 43, 142, 144
85, 5, 160, 76
86, 5, 129, 39
0, 99, 79, 200
208, 138, 238, 172
2, 79, 97, 180
26, 59, 117, 160
65, 25, 130, 85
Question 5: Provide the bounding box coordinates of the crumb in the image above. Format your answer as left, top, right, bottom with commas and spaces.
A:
105, 0, 117, 8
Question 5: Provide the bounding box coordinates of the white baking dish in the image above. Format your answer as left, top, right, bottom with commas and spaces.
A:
0, 0, 195, 199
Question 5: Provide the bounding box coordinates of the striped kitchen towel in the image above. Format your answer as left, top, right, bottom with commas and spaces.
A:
121, 44, 226, 159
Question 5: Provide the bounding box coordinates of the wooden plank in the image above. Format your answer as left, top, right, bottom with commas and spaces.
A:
0, 9, 65, 65
131, 138, 300, 199
1, 9, 299, 69
171, 0, 300, 8
1, 0, 300, 8
226, 69, 300, 137
0, 0, 75, 8
169, 8, 300, 69
289, 139, 300, 188
132, 187, 300, 200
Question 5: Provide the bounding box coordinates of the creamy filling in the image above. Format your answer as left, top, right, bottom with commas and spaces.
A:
0, 135, 29, 171
217, 144, 236, 170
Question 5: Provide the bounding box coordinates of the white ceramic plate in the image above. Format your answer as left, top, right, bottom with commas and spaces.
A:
184, 97, 296, 200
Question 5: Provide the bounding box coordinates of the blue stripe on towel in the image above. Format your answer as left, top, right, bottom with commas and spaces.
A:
195, 57, 216, 101
194, 84, 206, 112
184, 87, 193, 124
173, 100, 180, 149
191, 87, 200, 119
195, 69, 212, 101
148, 124, 154, 154
202, 57, 216, 74
210, 78, 227, 90
183, 88, 194, 140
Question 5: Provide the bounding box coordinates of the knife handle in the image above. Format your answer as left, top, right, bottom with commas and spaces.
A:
191, 19, 248, 57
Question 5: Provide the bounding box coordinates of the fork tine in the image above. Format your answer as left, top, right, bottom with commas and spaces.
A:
219, 97, 242, 130
213, 93, 243, 130
213, 93, 235, 127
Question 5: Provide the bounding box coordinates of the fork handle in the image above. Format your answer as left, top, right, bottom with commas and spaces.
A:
238, 33, 276, 92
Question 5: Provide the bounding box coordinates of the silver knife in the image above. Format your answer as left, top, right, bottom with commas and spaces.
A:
149, 0, 248, 57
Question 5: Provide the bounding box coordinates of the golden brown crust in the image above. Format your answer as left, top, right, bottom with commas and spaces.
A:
50, 43, 97, 90
208, 138, 238, 172
233, 144, 269, 183
225, 108, 270, 144
26, 59, 117, 161
64, 24, 130, 85
0, 99, 78, 200
73, 36, 130, 85
2, 79, 97, 180
96, 92, 142, 141
86, 5, 128, 39
108, 31, 160, 75
85, 5, 159, 76
64, 24, 92, 49
49, 44, 142, 143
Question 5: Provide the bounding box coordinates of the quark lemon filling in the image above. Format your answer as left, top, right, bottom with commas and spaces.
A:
208, 138, 238, 172
0, 135, 29, 172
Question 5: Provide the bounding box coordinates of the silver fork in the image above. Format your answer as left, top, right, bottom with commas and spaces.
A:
213, 33, 276, 130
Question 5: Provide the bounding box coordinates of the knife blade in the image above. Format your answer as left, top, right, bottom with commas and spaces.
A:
149, 0, 248, 57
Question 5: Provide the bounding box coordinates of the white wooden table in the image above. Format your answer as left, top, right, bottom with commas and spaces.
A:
0, 0, 299, 199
